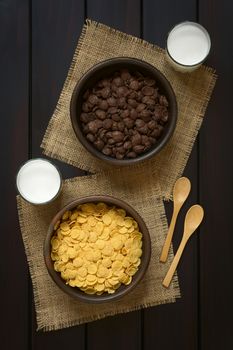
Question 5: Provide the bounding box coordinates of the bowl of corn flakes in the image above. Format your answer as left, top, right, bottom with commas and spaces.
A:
44, 195, 151, 303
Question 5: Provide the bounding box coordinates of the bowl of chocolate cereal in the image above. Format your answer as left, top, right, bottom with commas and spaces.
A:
44, 195, 151, 303
70, 57, 177, 165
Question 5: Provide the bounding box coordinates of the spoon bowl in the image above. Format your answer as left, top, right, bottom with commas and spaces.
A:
183, 204, 204, 241
174, 177, 191, 206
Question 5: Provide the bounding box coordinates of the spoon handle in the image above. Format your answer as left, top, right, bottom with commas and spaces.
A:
160, 210, 178, 263
162, 238, 187, 288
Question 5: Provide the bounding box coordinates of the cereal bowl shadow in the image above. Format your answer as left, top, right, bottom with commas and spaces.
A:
44, 195, 151, 303
70, 57, 177, 166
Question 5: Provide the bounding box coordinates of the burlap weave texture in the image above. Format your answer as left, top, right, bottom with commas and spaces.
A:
17, 170, 180, 331
41, 20, 217, 199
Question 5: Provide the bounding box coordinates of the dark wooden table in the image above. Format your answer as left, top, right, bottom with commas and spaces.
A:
1, 0, 233, 349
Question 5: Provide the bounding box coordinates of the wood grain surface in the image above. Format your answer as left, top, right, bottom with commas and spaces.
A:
1, 1, 29, 349
1, 0, 232, 349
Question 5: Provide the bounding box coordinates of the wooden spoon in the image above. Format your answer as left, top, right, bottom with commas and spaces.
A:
160, 177, 191, 263
162, 204, 204, 288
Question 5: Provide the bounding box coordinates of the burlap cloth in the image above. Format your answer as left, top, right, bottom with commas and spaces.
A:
17, 168, 180, 331
41, 19, 217, 199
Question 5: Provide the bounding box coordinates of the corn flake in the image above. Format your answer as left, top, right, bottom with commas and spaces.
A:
73, 257, 83, 268
60, 222, 70, 231
102, 214, 112, 225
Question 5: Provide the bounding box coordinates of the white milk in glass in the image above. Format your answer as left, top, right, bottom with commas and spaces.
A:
166, 22, 211, 72
16, 159, 62, 204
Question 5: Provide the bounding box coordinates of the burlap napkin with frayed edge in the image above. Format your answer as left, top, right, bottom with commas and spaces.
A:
41, 19, 217, 200
17, 169, 180, 331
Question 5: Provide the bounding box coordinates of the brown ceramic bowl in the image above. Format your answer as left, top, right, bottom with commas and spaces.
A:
70, 57, 177, 166
44, 195, 151, 303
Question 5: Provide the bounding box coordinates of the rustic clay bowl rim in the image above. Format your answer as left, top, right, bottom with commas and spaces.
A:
70, 57, 177, 166
44, 195, 151, 304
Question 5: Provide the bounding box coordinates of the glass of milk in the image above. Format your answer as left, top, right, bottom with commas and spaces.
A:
16, 158, 62, 205
166, 21, 211, 72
